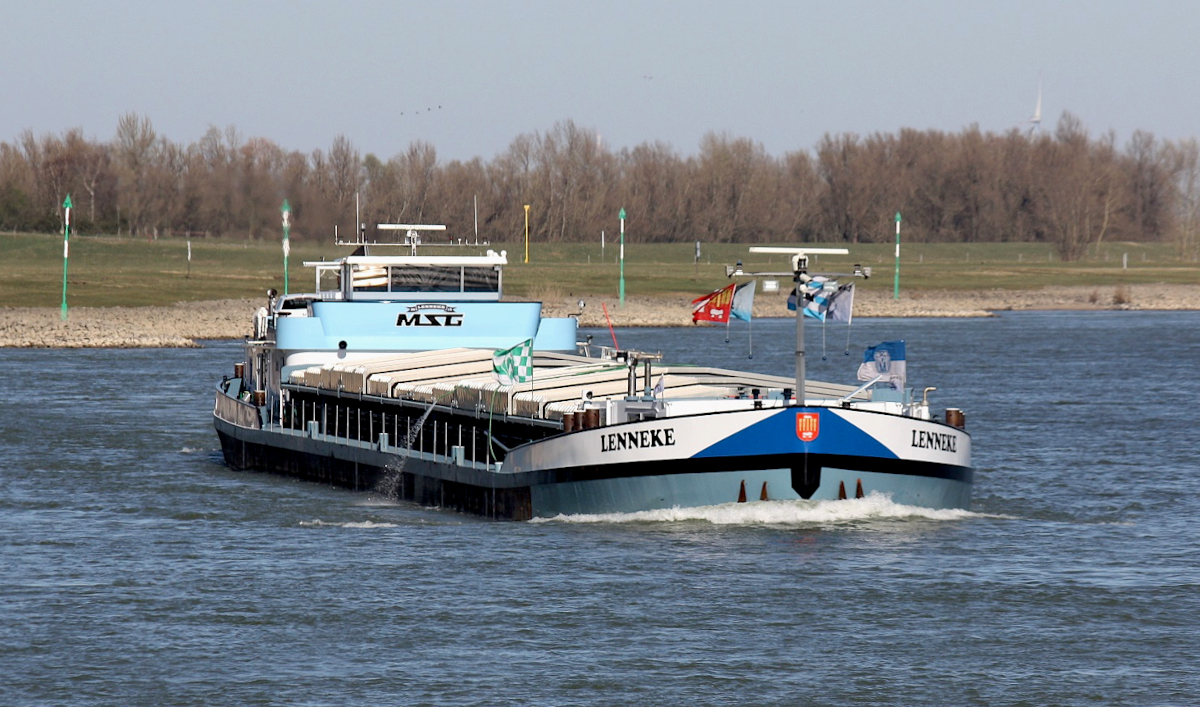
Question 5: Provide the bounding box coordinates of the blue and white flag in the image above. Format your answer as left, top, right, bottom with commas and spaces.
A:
825, 282, 854, 323
787, 277, 853, 322
730, 280, 756, 322
803, 277, 836, 321
857, 340, 906, 390
493, 339, 534, 386
786, 276, 829, 313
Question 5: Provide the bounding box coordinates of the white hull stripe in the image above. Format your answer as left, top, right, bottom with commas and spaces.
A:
507, 407, 970, 474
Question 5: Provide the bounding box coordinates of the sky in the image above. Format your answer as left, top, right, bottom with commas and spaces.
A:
5, 1, 1198, 163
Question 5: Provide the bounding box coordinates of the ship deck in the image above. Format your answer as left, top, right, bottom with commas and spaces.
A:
286, 347, 876, 422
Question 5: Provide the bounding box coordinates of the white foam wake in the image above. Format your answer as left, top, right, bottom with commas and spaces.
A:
534, 492, 981, 526
298, 519, 399, 529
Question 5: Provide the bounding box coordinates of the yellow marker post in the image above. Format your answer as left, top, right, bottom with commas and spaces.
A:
523, 204, 530, 264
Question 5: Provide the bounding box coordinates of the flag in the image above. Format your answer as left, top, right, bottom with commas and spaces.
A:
730, 280, 756, 322
788, 277, 855, 322
802, 277, 835, 320
787, 277, 821, 313
857, 340, 906, 390
825, 282, 855, 323
653, 374, 665, 397
786, 276, 833, 319
692, 283, 736, 324
493, 339, 534, 385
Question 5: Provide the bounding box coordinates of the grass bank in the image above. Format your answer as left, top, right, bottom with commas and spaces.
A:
2, 232, 1196, 308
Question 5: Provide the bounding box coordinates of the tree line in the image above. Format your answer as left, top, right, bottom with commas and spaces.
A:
2, 112, 1197, 261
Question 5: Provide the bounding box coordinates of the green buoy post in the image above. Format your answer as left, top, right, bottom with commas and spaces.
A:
61, 195, 73, 320
893, 211, 902, 300
618, 208, 626, 305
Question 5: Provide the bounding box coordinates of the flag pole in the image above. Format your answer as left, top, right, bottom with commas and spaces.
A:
602, 302, 619, 349
795, 275, 805, 406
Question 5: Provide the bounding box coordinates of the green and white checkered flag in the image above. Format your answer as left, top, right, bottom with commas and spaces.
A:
492, 338, 534, 386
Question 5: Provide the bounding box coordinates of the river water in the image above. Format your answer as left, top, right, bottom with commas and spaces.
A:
3, 311, 1198, 706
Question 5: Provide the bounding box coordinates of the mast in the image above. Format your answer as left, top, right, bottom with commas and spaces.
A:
748, 247, 850, 405
794, 255, 806, 404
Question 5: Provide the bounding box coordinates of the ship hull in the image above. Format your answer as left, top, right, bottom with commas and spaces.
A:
215, 398, 971, 520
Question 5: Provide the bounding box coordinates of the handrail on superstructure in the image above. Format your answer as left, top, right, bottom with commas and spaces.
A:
334, 223, 496, 255
377, 224, 448, 231
839, 375, 884, 404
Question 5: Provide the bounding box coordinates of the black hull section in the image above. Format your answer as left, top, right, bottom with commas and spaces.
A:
216, 428, 534, 520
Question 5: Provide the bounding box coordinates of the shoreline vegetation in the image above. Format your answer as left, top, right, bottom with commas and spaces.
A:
3, 284, 1198, 348
6, 116, 1200, 268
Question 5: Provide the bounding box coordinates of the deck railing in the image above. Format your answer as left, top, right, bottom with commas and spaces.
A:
214, 390, 262, 429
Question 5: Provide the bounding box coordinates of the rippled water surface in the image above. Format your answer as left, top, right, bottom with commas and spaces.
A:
3, 311, 1199, 706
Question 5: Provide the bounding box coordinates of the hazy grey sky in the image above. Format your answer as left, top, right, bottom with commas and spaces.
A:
5, 1, 1197, 162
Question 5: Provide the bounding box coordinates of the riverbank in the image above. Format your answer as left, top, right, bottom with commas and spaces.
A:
551, 283, 1200, 326
2, 284, 1198, 347
0, 299, 260, 348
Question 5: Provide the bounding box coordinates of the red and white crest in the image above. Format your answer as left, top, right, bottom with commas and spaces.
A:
796, 412, 820, 442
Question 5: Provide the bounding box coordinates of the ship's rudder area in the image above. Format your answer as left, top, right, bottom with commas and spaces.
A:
791, 462, 821, 499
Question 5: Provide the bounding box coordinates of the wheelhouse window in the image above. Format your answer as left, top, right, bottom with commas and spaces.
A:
463, 267, 499, 292
348, 264, 501, 295
389, 265, 462, 292
350, 265, 389, 292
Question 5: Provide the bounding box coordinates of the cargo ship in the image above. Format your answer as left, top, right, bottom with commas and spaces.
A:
214, 225, 972, 519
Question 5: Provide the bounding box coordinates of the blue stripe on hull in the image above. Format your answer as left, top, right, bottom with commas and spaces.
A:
694, 407, 897, 460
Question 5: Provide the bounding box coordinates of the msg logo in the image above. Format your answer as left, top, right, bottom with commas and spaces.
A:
396, 312, 463, 327
396, 304, 464, 327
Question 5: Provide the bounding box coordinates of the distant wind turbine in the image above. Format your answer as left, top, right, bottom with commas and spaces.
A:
1026, 80, 1042, 136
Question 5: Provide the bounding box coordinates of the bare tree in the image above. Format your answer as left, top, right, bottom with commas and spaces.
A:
71, 130, 112, 228
113, 113, 159, 238
532, 120, 615, 243
618, 141, 689, 241
777, 150, 822, 241
816, 133, 888, 243
1122, 130, 1174, 243
1167, 137, 1200, 259
1036, 113, 1120, 261
327, 134, 363, 227
0, 141, 39, 230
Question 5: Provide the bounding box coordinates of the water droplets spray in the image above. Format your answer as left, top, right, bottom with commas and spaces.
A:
375, 401, 438, 500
